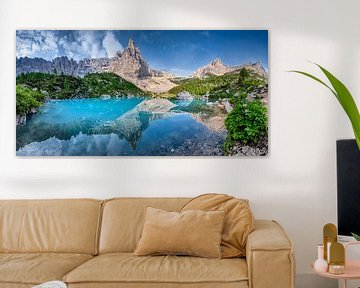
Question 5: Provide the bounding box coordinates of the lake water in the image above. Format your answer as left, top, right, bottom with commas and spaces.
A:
16, 97, 226, 156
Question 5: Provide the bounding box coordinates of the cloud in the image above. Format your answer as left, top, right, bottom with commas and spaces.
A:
77, 31, 107, 59
57, 31, 107, 60
16, 30, 59, 58
16, 30, 124, 61
102, 31, 123, 58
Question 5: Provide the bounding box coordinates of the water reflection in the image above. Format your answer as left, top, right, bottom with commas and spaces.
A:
16, 98, 226, 156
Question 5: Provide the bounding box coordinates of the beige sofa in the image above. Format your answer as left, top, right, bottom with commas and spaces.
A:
0, 198, 295, 288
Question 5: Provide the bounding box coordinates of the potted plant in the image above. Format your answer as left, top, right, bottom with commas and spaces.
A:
291, 63, 360, 240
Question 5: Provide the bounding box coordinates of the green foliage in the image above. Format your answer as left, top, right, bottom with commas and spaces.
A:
237, 68, 253, 89
16, 85, 45, 115
352, 232, 360, 241
290, 63, 360, 150
239, 67, 250, 80
82, 72, 144, 98
168, 68, 267, 101
224, 99, 268, 152
16, 72, 83, 99
16, 72, 145, 100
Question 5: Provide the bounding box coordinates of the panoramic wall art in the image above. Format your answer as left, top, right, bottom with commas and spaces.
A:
16, 30, 269, 156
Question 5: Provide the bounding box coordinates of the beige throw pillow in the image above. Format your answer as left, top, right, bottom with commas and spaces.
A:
134, 207, 225, 258
181, 194, 255, 258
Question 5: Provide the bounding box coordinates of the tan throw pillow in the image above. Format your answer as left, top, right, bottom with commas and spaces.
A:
181, 194, 254, 258
134, 207, 225, 258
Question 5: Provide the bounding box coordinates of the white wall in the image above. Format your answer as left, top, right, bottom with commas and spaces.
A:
1, 0, 359, 287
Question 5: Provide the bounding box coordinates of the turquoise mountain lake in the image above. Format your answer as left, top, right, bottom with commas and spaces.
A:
16, 97, 226, 156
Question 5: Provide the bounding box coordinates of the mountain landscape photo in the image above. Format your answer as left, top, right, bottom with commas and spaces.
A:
16, 30, 269, 156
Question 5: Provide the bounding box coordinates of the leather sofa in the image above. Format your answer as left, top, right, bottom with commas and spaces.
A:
0, 198, 295, 288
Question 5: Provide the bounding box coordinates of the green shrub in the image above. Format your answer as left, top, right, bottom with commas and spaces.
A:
16, 72, 145, 99
224, 99, 267, 152
16, 85, 45, 115
17, 72, 83, 99
82, 72, 144, 97
237, 68, 250, 84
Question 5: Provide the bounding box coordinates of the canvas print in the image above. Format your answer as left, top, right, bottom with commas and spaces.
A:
16, 30, 268, 156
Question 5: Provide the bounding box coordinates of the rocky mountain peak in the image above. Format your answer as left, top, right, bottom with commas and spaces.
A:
234, 61, 267, 76
252, 61, 267, 74
107, 38, 153, 81
128, 38, 135, 51
192, 58, 233, 78
210, 58, 224, 66
120, 38, 142, 61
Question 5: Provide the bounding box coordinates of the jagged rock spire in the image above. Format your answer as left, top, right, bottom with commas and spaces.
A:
107, 37, 153, 81
128, 38, 135, 52
211, 58, 223, 66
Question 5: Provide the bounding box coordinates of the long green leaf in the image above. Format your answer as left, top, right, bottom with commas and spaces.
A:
316, 64, 360, 150
353, 127, 360, 149
317, 65, 358, 117
289, 70, 337, 98
351, 232, 360, 241
290, 65, 360, 150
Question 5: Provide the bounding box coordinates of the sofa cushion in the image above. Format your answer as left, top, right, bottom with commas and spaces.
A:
0, 253, 93, 285
134, 207, 225, 258
0, 199, 103, 254
99, 198, 190, 253
63, 253, 248, 285
181, 194, 254, 258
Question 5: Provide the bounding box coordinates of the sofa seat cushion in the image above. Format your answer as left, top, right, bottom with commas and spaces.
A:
64, 253, 248, 285
0, 253, 93, 285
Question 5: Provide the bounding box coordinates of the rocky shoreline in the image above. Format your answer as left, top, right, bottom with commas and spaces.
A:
227, 136, 268, 156
16, 107, 37, 125
151, 131, 226, 156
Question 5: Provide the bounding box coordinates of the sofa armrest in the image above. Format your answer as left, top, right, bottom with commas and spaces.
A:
246, 220, 295, 288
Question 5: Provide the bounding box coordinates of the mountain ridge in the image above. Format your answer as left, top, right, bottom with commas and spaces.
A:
191, 58, 267, 79
16, 38, 267, 93
191, 58, 233, 78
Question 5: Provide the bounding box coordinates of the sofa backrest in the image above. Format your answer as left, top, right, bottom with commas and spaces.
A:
0, 199, 102, 254
99, 197, 190, 253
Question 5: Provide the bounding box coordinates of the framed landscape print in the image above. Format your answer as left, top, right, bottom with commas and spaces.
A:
16, 30, 268, 156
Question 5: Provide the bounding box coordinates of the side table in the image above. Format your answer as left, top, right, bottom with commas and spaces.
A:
311, 242, 360, 288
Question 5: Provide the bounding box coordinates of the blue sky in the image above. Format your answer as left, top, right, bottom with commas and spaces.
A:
16, 30, 268, 76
